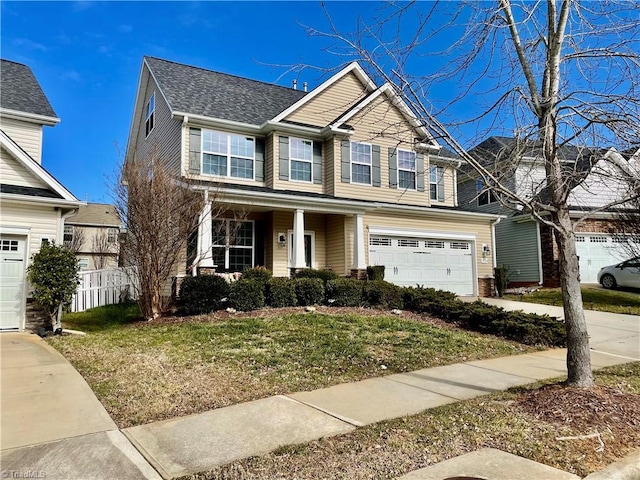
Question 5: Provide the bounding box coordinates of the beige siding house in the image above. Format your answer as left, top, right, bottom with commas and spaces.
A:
64, 203, 122, 270
0, 59, 83, 331
126, 57, 502, 296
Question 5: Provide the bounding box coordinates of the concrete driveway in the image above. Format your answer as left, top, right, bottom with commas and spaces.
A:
0, 332, 159, 479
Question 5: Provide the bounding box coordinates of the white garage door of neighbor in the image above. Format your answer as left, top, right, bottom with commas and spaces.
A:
369, 236, 474, 295
0, 235, 27, 330
575, 234, 630, 283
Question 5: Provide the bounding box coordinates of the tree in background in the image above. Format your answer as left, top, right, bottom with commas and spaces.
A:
63, 225, 85, 254
308, 0, 640, 386
27, 242, 79, 333
92, 231, 112, 270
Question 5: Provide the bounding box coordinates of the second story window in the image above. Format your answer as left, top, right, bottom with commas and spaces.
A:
202, 130, 254, 180
107, 228, 118, 243
63, 225, 74, 243
398, 150, 416, 190
290, 138, 313, 182
430, 166, 445, 202
477, 178, 498, 205
145, 93, 155, 136
351, 142, 372, 185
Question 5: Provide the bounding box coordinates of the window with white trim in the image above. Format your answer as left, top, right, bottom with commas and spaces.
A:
590, 236, 608, 243
202, 130, 254, 179
290, 138, 313, 182
477, 178, 497, 205
430, 166, 445, 201
1, 240, 19, 251
398, 239, 419, 248
398, 150, 416, 190
64, 225, 74, 243
351, 142, 372, 185
107, 228, 118, 243
145, 93, 155, 136
369, 237, 392, 246
211, 219, 254, 271
450, 241, 470, 250
426, 240, 445, 249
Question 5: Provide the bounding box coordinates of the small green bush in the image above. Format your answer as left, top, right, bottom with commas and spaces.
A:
267, 277, 297, 308
294, 278, 325, 306
366, 265, 385, 281
326, 278, 364, 307
494, 265, 509, 297
363, 280, 403, 309
293, 268, 339, 285
228, 279, 265, 311
241, 266, 272, 288
178, 275, 230, 315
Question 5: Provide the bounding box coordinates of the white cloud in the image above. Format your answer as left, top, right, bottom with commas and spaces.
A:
12, 38, 48, 52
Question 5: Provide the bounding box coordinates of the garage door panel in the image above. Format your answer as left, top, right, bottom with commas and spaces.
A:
1, 236, 26, 330
576, 234, 630, 283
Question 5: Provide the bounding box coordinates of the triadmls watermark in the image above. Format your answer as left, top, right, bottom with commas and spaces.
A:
1, 471, 46, 479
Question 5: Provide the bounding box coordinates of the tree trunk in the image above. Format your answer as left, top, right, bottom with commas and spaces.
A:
554, 208, 594, 387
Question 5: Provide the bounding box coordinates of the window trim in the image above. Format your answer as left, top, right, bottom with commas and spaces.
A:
107, 228, 118, 244
397, 149, 417, 191
63, 225, 74, 243
211, 219, 255, 271
289, 137, 313, 183
145, 93, 155, 137
201, 129, 256, 181
477, 178, 497, 206
430, 165, 445, 202
350, 141, 373, 186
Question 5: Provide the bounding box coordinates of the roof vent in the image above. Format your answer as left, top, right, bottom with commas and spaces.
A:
303, 82, 308, 92
292, 79, 298, 90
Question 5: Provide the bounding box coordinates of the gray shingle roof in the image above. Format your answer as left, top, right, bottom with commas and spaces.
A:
145, 57, 307, 125
0, 59, 57, 118
67, 203, 121, 227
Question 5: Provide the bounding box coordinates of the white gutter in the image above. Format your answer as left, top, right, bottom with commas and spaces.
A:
59, 208, 79, 244
491, 216, 501, 269
0, 108, 60, 126
173, 112, 262, 134
0, 194, 85, 208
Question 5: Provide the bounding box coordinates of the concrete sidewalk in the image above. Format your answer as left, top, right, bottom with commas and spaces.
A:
0, 333, 159, 480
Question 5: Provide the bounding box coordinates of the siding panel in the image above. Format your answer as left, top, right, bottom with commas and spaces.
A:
495, 217, 541, 283
0, 118, 43, 163
0, 147, 48, 188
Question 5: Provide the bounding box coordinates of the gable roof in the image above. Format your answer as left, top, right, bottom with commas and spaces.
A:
0, 59, 58, 121
144, 57, 307, 125
66, 203, 121, 227
0, 129, 80, 204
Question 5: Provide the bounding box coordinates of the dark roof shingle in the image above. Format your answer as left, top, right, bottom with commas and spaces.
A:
0, 59, 57, 118
145, 57, 307, 125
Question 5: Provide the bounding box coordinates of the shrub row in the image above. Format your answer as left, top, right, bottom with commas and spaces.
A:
178, 269, 566, 347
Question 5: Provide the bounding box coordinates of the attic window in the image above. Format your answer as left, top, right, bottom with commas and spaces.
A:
145, 93, 155, 136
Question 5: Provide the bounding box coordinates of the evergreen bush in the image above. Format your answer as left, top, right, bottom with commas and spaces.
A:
178, 275, 230, 315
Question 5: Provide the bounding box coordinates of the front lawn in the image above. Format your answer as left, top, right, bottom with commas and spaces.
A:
504, 286, 640, 315
50, 304, 536, 428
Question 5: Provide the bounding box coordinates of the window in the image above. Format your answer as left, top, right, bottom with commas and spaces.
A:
477, 178, 497, 205
78, 258, 90, 270
351, 142, 372, 185
1, 240, 18, 251
398, 150, 416, 190
145, 93, 155, 136
211, 219, 254, 271
576, 236, 586, 242
590, 236, 608, 243
430, 166, 445, 201
426, 240, 445, 249
290, 138, 313, 182
202, 130, 254, 179
64, 225, 74, 243
369, 237, 392, 247
107, 228, 118, 243
398, 239, 419, 248
450, 241, 470, 250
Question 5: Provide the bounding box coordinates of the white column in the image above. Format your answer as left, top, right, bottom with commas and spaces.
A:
293, 209, 306, 269
353, 214, 366, 270
198, 190, 214, 268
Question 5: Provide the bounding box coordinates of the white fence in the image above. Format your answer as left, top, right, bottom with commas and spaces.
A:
71, 268, 137, 313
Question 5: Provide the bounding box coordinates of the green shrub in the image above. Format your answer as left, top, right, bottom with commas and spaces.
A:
363, 280, 403, 309
241, 266, 272, 288
366, 265, 385, 281
402, 286, 457, 311
294, 278, 325, 306
293, 268, 339, 285
326, 278, 364, 307
267, 277, 297, 308
228, 279, 265, 311
178, 275, 231, 315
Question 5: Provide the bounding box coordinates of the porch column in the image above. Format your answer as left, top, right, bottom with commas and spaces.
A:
293, 209, 306, 269
197, 190, 214, 269
353, 214, 366, 270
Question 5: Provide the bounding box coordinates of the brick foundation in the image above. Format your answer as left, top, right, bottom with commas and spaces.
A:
477, 277, 494, 297
350, 269, 367, 280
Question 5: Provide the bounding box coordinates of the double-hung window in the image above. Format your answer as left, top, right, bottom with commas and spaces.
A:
211, 219, 254, 271
398, 150, 416, 190
63, 225, 74, 244
430, 166, 445, 201
107, 228, 118, 243
351, 142, 372, 185
477, 178, 497, 205
202, 130, 254, 179
145, 93, 155, 136
290, 138, 313, 182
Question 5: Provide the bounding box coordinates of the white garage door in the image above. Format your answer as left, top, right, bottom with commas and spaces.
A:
575, 234, 629, 283
0, 235, 27, 330
369, 236, 474, 295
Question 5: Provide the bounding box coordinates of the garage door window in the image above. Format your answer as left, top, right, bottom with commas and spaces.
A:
450, 241, 470, 250
370, 237, 392, 246
1, 240, 19, 251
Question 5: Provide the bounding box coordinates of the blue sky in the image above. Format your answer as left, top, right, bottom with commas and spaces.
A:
2, 1, 395, 203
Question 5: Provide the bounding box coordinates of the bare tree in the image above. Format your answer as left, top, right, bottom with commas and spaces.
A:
64, 226, 85, 254
307, 0, 640, 387
92, 231, 112, 270
113, 153, 205, 320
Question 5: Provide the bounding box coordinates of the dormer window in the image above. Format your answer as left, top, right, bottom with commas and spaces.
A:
145, 93, 155, 136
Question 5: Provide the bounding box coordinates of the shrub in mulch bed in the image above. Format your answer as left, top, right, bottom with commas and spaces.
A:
326, 278, 364, 307
228, 279, 265, 311
267, 277, 297, 308
363, 280, 403, 309
294, 278, 325, 306
177, 275, 231, 315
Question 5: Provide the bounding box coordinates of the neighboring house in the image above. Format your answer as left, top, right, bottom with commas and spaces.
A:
64, 203, 122, 270
0, 59, 83, 330
125, 57, 503, 297
457, 136, 640, 287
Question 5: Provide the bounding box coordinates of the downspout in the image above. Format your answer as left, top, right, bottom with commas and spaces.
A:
536, 220, 544, 285
180, 116, 189, 177
491, 216, 501, 270
58, 208, 79, 244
